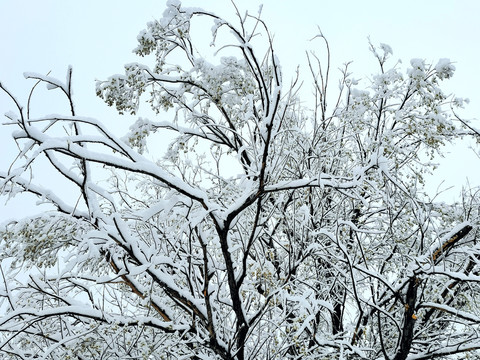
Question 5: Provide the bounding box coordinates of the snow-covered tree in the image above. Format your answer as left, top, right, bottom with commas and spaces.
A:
1, 1, 479, 359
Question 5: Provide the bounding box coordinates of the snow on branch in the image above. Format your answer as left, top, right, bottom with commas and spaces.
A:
1, 1, 480, 359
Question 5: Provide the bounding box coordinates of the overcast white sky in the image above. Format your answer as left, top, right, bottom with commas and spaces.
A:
1, 0, 479, 220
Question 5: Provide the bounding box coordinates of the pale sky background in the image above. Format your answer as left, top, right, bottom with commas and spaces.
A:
1, 0, 479, 221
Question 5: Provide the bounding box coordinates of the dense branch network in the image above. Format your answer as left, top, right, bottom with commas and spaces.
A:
0, 1, 479, 360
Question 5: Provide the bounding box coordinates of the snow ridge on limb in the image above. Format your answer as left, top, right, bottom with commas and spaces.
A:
429, 221, 473, 263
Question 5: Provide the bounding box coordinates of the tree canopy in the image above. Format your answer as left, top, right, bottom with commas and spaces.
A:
1, 1, 480, 359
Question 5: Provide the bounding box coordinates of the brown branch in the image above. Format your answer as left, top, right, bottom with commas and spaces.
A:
108, 254, 171, 322
431, 224, 473, 264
